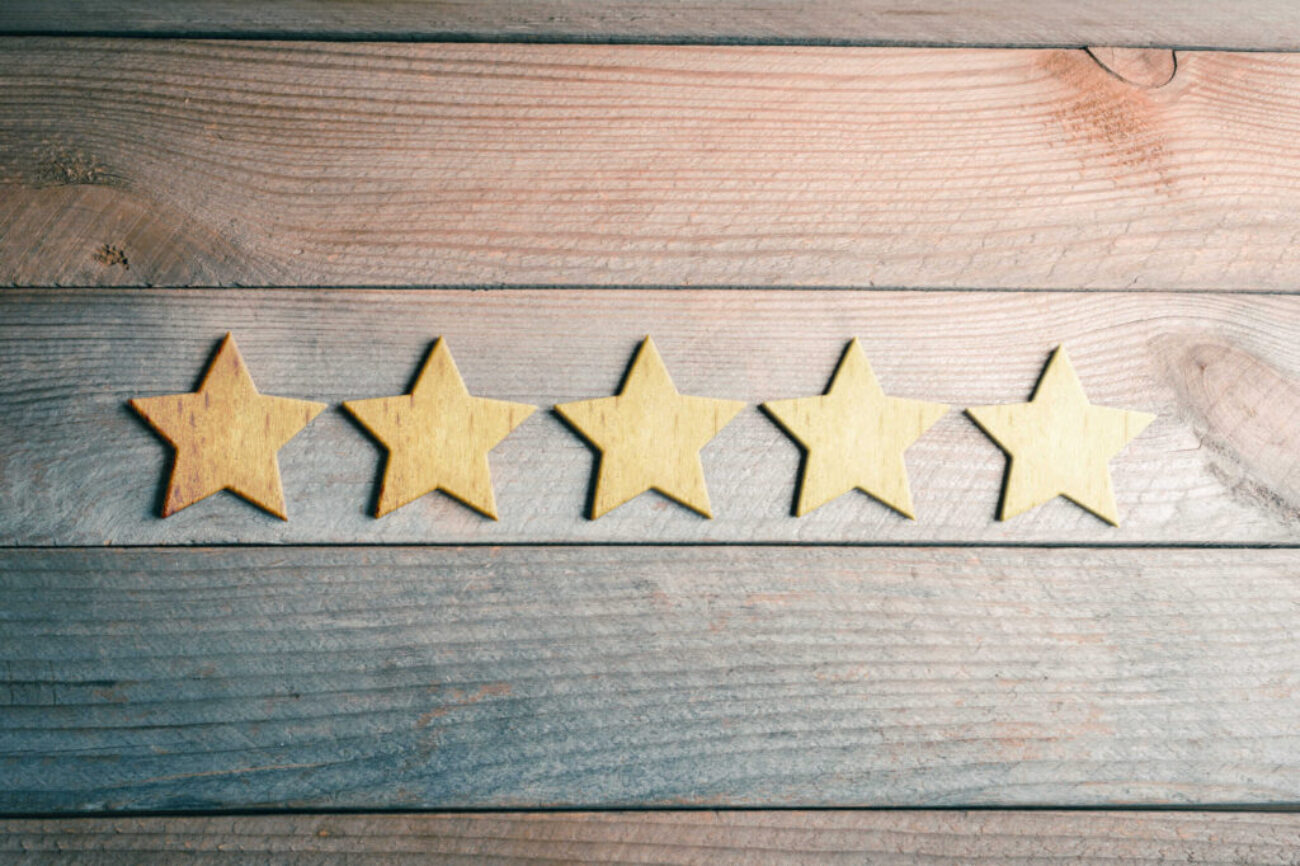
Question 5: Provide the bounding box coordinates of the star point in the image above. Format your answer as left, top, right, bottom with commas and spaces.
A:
966, 345, 1155, 525
762, 339, 948, 519
129, 333, 326, 519
343, 339, 535, 520
555, 336, 745, 519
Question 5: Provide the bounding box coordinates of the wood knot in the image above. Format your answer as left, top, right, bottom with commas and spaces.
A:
93, 243, 129, 270
1161, 337, 1300, 527
1085, 47, 1177, 89
34, 149, 114, 187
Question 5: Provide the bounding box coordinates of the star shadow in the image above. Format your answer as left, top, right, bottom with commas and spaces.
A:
336, 338, 444, 519
127, 333, 230, 518
757, 339, 859, 519
757, 401, 811, 519
964, 345, 1059, 522
552, 337, 669, 521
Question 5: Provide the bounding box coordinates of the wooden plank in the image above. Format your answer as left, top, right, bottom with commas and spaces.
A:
7, 812, 1300, 864
3, 1, 1299, 51
5, 41, 1300, 290
3, 545, 1299, 811
2, 289, 1297, 546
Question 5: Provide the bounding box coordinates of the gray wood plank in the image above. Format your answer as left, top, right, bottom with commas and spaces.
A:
6, 41, 1300, 289
3, 545, 1300, 811
1, 289, 1297, 546
7, 812, 1300, 864
2, 1, 1298, 50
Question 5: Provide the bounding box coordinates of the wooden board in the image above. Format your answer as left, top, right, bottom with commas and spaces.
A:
1, 289, 1297, 546
5, 545, 1300, 811
4, 28, 1300, 846
7, 41, 1300, 290
7, 812, 1300, 864
3, 1, 1299, 50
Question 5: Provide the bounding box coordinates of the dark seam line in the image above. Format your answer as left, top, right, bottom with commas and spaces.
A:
6, 285, 1300, 296
2, 541, 1297, 551
0, 32, 1284, 51
3, 804, 1300, 819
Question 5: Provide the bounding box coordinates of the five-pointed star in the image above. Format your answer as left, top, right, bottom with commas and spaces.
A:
129, 333, 326, 519
342, 339, 535, 519
966, 346, 1155, 525
762, 339, 948, 518
555, 337, 746, 519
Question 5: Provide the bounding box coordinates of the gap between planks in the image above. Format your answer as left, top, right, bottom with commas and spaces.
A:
2, 1, 1300, 51
6, 811, 1300, 864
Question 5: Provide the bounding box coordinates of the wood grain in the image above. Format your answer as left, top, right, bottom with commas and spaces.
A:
7, 812, 1300, 864
7, 41, 1300, 289
342, 338, 535, 520
556, 337, 746, 519
1, 289, 1297, 545
763, 338, 948, 519
5, 545, 1300, 811
966, 346, 1155, 525
2, 1, 1299, 50
129, 333, 326, 520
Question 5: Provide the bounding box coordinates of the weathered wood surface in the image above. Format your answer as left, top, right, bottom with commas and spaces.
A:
2, 289, 1297, 545
8, 812, 1300, 864
6, 42, 1300, 289
4, 545, 1300, 811
3, 1, 1298, 50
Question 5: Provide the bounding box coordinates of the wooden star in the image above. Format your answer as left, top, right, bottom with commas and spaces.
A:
762, 339, 948, 518
966, 346, 1155, 525
129, 333, 326, 519
556, 336, 745, 519
343, 339, 535, 519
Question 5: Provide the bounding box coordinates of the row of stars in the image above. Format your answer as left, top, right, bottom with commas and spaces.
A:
130, 335, 1154, 525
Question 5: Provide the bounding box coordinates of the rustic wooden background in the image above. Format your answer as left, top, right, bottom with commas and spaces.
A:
2, 2, 1299, 862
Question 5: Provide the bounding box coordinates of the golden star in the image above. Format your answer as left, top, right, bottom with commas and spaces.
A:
129, 333, 326, 519
556, 337, 745, 519
966, 346, 1155, 525
762, 339, 948, 518
343, 339, 535, 519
